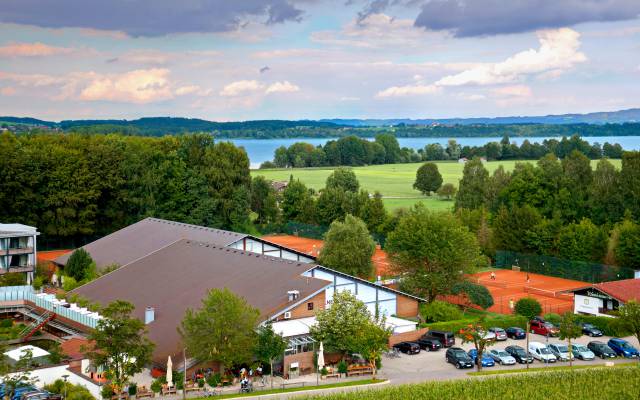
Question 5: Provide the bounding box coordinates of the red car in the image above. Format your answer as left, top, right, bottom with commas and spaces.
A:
530, 319, 559, 337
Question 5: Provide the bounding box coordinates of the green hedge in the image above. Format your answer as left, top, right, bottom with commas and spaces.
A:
574, 315, 632, 337
422, 315, 528, 333
300, 367, 640, 399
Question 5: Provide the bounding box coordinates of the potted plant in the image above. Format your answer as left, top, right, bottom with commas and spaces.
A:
128, 383, 137, 398
150, 380, 161, 397
337, 361, 348, 378
197, 379, 205, 389
320, 367, 328, 380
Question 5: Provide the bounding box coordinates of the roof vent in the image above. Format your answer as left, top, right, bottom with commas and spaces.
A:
287, 290, 300, 302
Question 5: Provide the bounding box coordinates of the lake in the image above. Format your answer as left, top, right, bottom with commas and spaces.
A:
222, 136, 640, 169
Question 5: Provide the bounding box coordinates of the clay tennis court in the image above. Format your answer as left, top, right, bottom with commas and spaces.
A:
262, 234, 392, 277
459, 269, 588, 315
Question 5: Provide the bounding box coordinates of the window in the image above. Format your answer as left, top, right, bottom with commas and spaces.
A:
307, 302, 314, 311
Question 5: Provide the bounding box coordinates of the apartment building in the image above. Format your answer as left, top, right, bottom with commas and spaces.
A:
0, 223, 39, 283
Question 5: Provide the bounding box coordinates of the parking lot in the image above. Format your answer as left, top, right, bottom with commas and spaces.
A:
379, 333, 640, 384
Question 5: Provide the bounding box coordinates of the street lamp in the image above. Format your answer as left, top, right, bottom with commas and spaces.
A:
62, 374, 69, 400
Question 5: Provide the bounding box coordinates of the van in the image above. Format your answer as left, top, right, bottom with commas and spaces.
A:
425, 330, 455, 347
529, 342, 557, 363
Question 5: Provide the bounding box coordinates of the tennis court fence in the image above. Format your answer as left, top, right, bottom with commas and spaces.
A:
495, 250, 635, 283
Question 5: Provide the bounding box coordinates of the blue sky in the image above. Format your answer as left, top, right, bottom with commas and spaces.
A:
0, 0, 639, 121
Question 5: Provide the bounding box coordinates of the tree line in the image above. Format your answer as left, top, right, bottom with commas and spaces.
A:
0, 132, 252, 248
260, 134, 625, 168
453, 151, 640, 269
9, 116, 640, 138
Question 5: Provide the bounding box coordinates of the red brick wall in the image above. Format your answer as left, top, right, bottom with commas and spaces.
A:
388, 327, 429, 347
283, 351, 315, 376
396, 295, 419, 318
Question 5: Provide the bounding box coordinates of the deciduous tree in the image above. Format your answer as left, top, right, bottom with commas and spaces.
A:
414, 163, 443, 196
85, 301, 154, 393
180, 288, 259, 373
318, 214, 375, 278
386, 205, 480, 302
558, 311, 582, 367
459, 319, 496, 371
254, 323, 287, 389
514, 297, 542, 370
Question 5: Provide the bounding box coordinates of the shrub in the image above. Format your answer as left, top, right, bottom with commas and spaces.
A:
197, 379, 205, 388
424, 315, 528, 334
100, 385, 114, 400
321, 367, 328, 376
62, 276, 80, 292
206, 373, 221, 388
543, 313, 562, 325
0, 319, 13, 328
128, 384, 137, 396
420, 301, 463, 323
337, 360, 348, 374
150, 379, 163, 393
32, 276, 44, 291
65, 248, 94, 281
575, 315, 632, 337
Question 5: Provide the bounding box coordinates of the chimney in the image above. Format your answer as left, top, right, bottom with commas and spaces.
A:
145, 307, 155, 324
287, 290, 300, 302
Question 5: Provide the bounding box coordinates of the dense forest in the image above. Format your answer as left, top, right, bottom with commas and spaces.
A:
0, 132, 252, 248
2, 116, 640, 139
453, 152, 640, 269
261, 134, 625, 168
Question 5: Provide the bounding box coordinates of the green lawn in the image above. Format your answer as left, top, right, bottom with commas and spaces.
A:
252, 160, 620, 212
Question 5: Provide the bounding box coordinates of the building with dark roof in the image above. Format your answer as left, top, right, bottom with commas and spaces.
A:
60, 217, 424, 375
54, 217, 314, 270
571, 278, 640, 317
72, 239, 329, 364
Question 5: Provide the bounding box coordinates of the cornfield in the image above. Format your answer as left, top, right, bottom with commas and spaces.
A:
302, 367, 640, 400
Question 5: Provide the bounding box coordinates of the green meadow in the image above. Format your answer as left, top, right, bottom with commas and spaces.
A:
252, 160, 620, 212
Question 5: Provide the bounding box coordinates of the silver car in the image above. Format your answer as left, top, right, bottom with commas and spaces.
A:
571, 344, 595, 360
549, 343, 574, 361
488, 349, 517, 365
489, 327, 508, 341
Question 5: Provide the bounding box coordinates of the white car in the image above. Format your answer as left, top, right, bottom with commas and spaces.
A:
487, 349, 517, 365
480, 331, 497, 341
549, 343, 574, 361
529, 342, 557, 363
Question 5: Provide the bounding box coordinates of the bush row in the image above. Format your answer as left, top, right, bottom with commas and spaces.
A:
421, 315, 528, 333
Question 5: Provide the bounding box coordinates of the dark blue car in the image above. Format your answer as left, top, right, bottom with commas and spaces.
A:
506, 327, 526, 339
607, 338, 639, 358
468, 349, 495, 367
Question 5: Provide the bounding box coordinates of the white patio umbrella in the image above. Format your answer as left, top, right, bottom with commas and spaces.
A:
166, 356, 173, 388
317, 342, 325, 371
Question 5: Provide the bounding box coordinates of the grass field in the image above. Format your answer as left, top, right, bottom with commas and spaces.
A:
252, 160, 620, 211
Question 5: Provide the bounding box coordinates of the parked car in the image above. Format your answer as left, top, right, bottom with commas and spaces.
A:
481, 330, 497, 341
505, 345, 534, 364
445, 347, 474, 369
489, 327, 508, 341
548, 343, 574, 361
607, 338, 640, 358
587, 341, 617, 359
506, 327, 526, 340
393, 341, 421, 355
529, 342, 557, 363
570, 344, 595, 360
468, 349, 495, 367
581, 323, 603, 337
530, 319, 559, 337
487, 349, 517, 365
417, 336, 442, 351
427, 330, 456, 347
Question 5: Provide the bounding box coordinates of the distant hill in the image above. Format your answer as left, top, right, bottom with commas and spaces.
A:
2, 108, 639, 138
320, 108, 640, 126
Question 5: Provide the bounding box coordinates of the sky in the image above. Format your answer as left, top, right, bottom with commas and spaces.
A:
1, 0, 639, 121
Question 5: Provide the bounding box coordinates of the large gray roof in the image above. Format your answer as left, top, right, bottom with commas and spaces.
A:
72, 239, 329, 363
55, 217, 247, 270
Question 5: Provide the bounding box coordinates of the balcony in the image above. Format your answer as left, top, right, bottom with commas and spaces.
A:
0, 265, 35, 274
6, 247, 34, 255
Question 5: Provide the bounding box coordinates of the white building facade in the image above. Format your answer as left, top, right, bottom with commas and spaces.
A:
0, 223, 39, 283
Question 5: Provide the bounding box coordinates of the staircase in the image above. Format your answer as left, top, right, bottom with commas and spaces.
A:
19, 310, 57, 341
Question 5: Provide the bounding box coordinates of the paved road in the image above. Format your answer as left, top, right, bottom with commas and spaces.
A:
378, 333, 639, 384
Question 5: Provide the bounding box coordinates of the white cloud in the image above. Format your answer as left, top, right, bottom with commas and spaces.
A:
0, 42, 73, 57
435, 28, 586, 87
340, 96, 360, 101
220, 80, 300, 97
79, 68, 173, 103
376, 84, 440, 98
175, 85, 211, 96
219, 80, 265, 97
265, 81, 300, 94
492, 85, 532, 97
